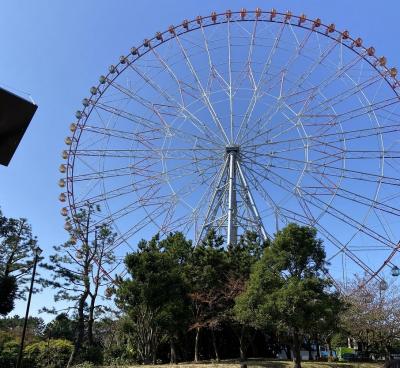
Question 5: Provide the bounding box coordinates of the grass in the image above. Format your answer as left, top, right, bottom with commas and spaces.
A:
99, 360, 384, 368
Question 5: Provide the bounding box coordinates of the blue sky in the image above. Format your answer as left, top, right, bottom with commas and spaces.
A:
1, 0, 400, 320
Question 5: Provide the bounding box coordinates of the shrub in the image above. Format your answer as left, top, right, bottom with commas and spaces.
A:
71, 362, 95, 368
24, 338, 73, 368
0, 338, 19, 368
80, 344, 103, 365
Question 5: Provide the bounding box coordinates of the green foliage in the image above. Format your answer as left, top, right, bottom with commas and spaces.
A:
23, 339, 73, 368
0, 208, 42, 314
341, 277, 400, 357
0, 275, 17, 316
116, 232, 191, 362
100, 316, 138, 364
189, 229, 227, 293
44, 313, 75, 341
0, 332, 19, 368
42, 205, 117, 366
331, 332, 348, 348
227, 231, 267, 279
0, 315, 45, 344
235, 223, 342, 367
80, 344, 103, 365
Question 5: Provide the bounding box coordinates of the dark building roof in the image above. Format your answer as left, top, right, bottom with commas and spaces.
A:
0, 87, 37, 166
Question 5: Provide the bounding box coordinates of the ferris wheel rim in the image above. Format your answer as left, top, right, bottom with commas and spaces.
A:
61, 8, 400, 287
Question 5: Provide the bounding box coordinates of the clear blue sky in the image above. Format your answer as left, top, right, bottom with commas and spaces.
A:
1, 0, 400, 320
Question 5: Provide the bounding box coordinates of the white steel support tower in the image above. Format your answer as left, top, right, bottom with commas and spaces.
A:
196, 144, 268, 246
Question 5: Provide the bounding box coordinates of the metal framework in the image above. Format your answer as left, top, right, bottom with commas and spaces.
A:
59, 9, 400, 286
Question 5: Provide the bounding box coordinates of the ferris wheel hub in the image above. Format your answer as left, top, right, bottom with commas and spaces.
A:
225, 144, 240, 154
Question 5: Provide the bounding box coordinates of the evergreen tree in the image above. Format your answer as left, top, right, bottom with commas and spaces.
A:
186, 229, 228, 362
43, 205, 116, 367
0, 209, 42, 315
235, 223, 341, 368
116, 232, 191, 363
226, 231, 267, 360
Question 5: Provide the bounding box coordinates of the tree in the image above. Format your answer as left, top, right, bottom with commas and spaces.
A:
44, 313, 76, 342
186, 229, 228, 362
0, 275, 17, 316
0, 209, 41, 315
0, 315, 45, 343
226, 231, 267, 361
116, 232, 191, 363
341, 277, 400, 360
43, 205, 116, 367
235, 223, 342, 368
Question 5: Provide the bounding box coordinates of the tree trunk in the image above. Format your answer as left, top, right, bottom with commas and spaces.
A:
211, 328, 220, 362
315, 337, 320, 360
292, 329, 302, 368
307, 339, 313, 361
88, 248, 103, 346
67, 232, 93, 368
170, 339, 177, 364
240, 344, 246, 362
194, 327, 200, 362
284, 345, 292, 360
327, 340, 333, 359
87, 294, 95, 346
385, 345, 390, 362
239, 327, 246, 362
66, 293, 88, 368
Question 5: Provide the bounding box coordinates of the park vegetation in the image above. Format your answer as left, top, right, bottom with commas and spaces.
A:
1, 208, 400, 368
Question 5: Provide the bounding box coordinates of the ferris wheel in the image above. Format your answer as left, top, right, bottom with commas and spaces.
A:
59, 9, 400, 286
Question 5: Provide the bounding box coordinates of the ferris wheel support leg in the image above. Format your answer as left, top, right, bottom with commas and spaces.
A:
237, 161, 269, 242
227, 152, 238, 246
195, 157, 229, 247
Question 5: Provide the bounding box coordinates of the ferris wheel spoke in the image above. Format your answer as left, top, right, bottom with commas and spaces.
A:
274, 160, 398, 187
250, 152, 394, 185
242, 123, 400, 154
86, 108, 222, 154
298, 50, 366, 108
236, 73, 290, 145
235, 20, 287, 143
239, 33, 340, 143
129, 62, 226, 145
71, 158, 160, 182
106, 78, 173, 128
241, 155, 362, 234
301, 96, 400, 127
73, 165, 168, 201
238, 27, 319, 143
313, 220, 377, 277
83, 124, 162, 142
256, 165, 396, 249
282, 25, 339, 92
173, 32, 230, 143
244, 17, 259, 91
73, 146, 222, 159
78, 189, 169, 224
293, 167, 400, 218
303, 73, 385, 116
92, 102, 164, 132
259, 194, 379, 278
239, 162, 285, 227
245, 143, 392, 163
227, 18, 234, 142
72, 177, 161, 208
112, 201, 171, 247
